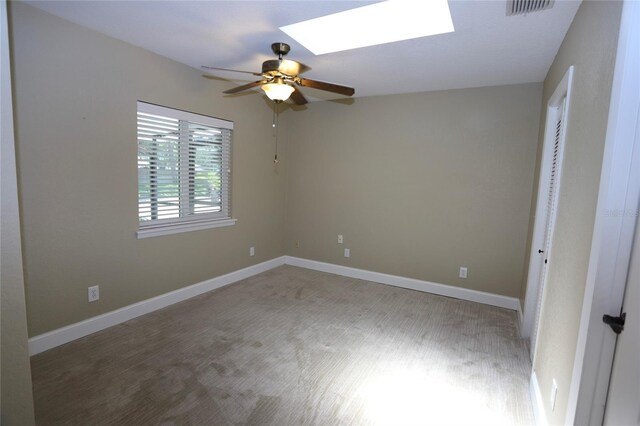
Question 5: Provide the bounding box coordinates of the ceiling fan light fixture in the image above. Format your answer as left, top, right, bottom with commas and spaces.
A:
262, 81, 295, 102
206, 43, 353, 104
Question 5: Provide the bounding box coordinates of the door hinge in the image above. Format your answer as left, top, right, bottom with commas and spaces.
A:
602, 313, 626, 335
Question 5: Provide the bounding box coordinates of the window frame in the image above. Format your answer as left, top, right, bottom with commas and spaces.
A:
136, 101, 235, 239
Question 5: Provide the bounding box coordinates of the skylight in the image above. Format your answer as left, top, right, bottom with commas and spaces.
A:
279, 0, 455, 55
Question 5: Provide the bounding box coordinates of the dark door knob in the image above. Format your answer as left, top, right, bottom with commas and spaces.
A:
603, 313, 626, 334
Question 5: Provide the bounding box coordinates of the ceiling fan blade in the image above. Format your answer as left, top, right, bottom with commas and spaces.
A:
298, 78, 354, 96
202, 66, 262, 76
223, 80, 266, 94
289, 87, 308, 105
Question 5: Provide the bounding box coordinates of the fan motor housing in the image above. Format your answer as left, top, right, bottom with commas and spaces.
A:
262, 60, 282, 74
262, 59, 307, 77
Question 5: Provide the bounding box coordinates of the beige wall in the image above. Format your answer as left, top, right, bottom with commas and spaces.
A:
9, 2, 288, 337
284, 84, 542, 298
527, 1, 622, 424
1, 1, 35, 423
9, 3, 546, 344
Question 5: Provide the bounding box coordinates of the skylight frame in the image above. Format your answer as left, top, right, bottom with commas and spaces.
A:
279, 0, 455, 55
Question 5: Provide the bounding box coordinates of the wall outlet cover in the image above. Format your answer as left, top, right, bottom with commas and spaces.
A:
459, 267, 468, 279
344, 248, 350, 258
249, 246, 255, 256
88, 285, 99, 302
338, 234, 343, 244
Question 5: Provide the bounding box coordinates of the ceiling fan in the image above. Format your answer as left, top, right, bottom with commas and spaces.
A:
202, 42, 355, 105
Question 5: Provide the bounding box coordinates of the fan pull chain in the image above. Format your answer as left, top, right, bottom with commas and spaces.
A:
273, 102, 279, 164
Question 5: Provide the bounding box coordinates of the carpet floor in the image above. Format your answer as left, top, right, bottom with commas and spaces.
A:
31, 265, 534, 425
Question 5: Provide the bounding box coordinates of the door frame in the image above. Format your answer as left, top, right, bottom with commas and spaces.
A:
521, 66, 574, 352
566, 1, 640, 424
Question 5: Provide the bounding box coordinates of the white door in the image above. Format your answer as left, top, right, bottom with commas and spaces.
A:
603, 159, 640, 426
522, 67, 573, 353
568, 3, 640, 423
530, 98, 567, 357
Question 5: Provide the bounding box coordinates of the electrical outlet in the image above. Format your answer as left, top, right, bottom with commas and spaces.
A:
338, 234, 343, 244
459, 267, 468, 279
249, 246, 255, 257
344, 248, 350, 258
295, 240, 300, 248
88, 285, 99, 302
550, 379, 558, 411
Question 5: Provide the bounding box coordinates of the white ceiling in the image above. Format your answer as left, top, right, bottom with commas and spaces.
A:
26, 0, 581, 101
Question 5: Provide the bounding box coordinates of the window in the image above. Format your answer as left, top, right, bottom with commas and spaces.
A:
137, 101, 235, 238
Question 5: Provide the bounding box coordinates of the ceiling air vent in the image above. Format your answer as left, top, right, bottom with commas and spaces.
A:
506, 0, 554, 16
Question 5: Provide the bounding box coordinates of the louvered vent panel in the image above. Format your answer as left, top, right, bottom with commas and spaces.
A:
506, 0, 554, 16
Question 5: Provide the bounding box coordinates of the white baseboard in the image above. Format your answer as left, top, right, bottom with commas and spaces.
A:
517, 301, 525, 333
29, 255, 521, 355
29, 256, 286, 356
530, 370, 548, 426
284, 256, 521, 311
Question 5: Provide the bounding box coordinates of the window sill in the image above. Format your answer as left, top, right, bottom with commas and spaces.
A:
137, 218, 237, 239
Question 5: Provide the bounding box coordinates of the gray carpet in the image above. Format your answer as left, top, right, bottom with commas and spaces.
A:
31, 265, 533, 425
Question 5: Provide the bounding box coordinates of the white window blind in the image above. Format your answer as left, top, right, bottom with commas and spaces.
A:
137, 102, 234, 238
